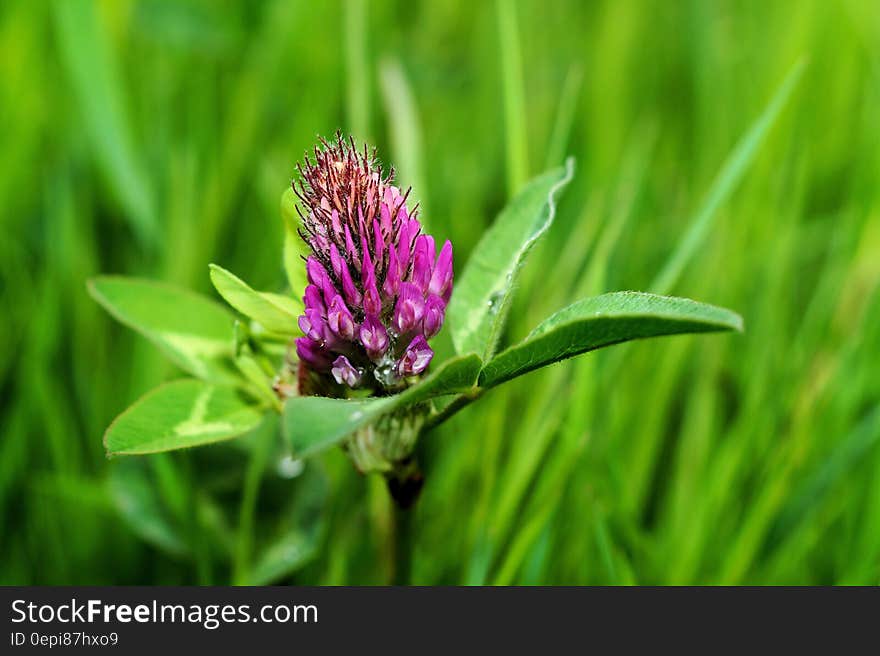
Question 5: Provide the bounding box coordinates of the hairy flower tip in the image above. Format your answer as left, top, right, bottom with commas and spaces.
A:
293, 132, 454, 392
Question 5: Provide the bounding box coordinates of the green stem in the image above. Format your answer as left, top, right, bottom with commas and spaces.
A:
392, 502, 413, 585
385, 457, 424, 583
154, 453, 212, 585
422, 389, 484, 432
232, 423, 273, 585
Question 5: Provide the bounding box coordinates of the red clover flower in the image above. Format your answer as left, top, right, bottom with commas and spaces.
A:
293, 133, 453, 397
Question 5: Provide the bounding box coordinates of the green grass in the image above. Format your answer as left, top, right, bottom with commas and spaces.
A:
1, 0, 879, 585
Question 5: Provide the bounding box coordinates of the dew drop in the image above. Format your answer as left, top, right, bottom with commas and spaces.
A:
277, 455, 305, 479
373, 356, 399, 388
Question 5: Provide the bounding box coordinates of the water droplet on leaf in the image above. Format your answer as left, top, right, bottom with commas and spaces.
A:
277, 455, 305, 479
487, 291, 504, 312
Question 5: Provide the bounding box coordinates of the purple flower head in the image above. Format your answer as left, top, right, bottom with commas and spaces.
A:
293, 133, 454, 392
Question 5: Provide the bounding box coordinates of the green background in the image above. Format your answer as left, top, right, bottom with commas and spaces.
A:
2, 0, 879, 585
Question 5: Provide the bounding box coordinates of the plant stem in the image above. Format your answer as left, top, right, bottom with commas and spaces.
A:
385, 457, 424, 584
422, 390, 483, 432
179, 453, 212, 585
392, 502, 413, 586
232, 421, 273, 585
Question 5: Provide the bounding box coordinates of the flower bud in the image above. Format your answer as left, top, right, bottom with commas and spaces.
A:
331, 355, 362, 388
398, 335, 434, 377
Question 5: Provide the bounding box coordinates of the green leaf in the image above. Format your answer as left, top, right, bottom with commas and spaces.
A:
88, 276, 239, 383
479, 292, 743, 388
105, 379, 266, 456
283, 230, 309, 298
209, 263, 301, 335
281, 187, 310, 295
282, 353, 482, 458
284, 242, 309, 302
280, 186, 300, 235
449, 159, 575, 360
234, 351, 280, 408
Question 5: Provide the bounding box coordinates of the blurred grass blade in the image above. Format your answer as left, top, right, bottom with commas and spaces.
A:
107, 460, 188, 556
766, 406, 880, 553
283, 354, 482, 458
449, 160, 575, 360
54, 0, 157, 245
345, 0, 371, 139
479, 292, 743, 388
104, 380, 266, 456
496, 0, 529, 196
650, 59, 806, 294
88, 276, 240, 384
209, 263, 301, 335
493, 502, 556, 585
249, 466, 328, 585
544, 63, 584, 169
251, 524, 320, 585
380, 57, 429, 231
